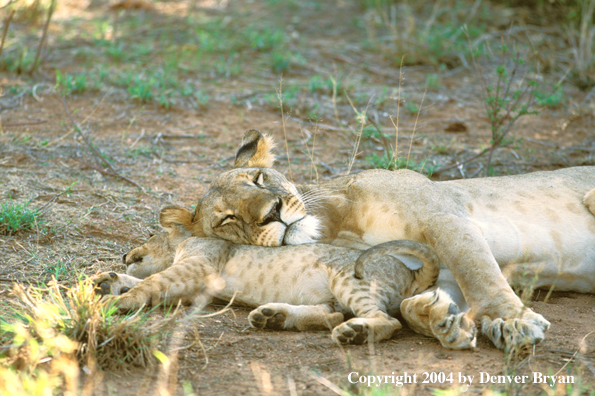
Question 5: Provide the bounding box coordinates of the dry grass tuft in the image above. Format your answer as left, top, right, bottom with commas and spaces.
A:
0, 276, 177, 374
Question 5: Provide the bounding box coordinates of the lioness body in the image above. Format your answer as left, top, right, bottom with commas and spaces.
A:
311, 167, 595, 294
191, 130, 595, 350
95, 207, 471, 346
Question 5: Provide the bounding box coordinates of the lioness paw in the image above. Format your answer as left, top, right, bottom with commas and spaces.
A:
332, 319, 370, 345
481, 310, 550, 351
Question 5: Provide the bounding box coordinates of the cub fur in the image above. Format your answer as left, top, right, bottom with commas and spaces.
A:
93, 206, 475, 348
188, 130, 595, 351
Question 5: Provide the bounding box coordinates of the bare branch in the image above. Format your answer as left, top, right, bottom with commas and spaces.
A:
0, 8, 15, 59
28, 0, 56, 74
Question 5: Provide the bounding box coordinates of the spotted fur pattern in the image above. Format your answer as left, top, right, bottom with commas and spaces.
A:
93, 206, 462, 346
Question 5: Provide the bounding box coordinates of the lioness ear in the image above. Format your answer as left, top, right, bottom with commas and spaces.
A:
159, 206, 194, 232
234, 129, 276, 168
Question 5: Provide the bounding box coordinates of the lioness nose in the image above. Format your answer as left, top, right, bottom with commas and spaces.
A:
122, 253, 127, 264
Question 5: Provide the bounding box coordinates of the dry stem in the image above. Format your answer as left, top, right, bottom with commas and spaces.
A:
277, 78, 293, 181
29, 0, 56, 74
0, 8, 14, 59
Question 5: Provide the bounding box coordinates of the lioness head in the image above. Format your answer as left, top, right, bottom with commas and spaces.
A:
123, 206, 195, 278
193, 130, 320, 246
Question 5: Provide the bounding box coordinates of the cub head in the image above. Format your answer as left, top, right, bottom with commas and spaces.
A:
194, 129, 320, 247
123, 206, 197, 278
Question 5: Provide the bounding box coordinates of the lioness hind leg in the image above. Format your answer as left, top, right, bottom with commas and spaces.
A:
400, 289, 477, 349
481, 310, 550, 351
248, 303, 343, 331
92, 272, 142, 296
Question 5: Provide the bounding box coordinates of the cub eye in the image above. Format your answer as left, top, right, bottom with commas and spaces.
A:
220, 214, 236, 226
253, 172, 264, 186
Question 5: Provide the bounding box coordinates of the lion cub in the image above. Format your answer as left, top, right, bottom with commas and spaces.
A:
94, 206, 442, 345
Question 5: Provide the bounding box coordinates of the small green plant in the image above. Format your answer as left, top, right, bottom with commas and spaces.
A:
404, 100, 419, 114
40, 259, 79, 282
0, 47, 36, 74
535, 84, 565, 108
271, 51, 291, 73
468, 39, 540, 175
365, 152, 437, 176
426, 73, 439, 89
55, 70, 88, 95
128, 77, 154, 102
0, 197, 43, 235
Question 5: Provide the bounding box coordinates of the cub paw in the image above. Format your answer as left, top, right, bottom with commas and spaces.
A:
401, 290, 477, 350
249, 306, 288, 330
91, 272, 137, 296
481, 309, 550, 351
431, 303, 477, 350
332, 320, 369, 345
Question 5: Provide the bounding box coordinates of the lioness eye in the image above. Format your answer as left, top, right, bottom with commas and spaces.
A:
253, 172, 264, 186
220, 214, 236, 226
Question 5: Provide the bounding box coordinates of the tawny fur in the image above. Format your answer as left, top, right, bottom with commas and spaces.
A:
93, 207, 474, 347
189, 130, 595, 351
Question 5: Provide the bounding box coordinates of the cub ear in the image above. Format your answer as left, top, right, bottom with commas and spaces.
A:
234, 129, 276, 168
159, 206, 194, 232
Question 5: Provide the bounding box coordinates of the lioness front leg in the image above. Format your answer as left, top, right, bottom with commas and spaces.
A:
424, 214, 550, 350
249, 303, 344, 331
400, 289, 476, 349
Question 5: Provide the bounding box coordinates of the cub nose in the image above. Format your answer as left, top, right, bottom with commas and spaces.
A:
95, 282, 111, 296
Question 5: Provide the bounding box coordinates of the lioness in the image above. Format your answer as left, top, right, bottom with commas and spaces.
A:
185, 130, 595, 350
94, 206, 473, 346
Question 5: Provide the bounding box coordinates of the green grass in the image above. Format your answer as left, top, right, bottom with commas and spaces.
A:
535, 84, 565, 108
365, 152, 438, 176
0, 198, 43, 236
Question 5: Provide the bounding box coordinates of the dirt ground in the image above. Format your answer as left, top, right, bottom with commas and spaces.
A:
1, 0, 595, 395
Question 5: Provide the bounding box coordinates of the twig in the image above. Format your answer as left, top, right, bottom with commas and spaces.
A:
0, 8, 15, 59
433, 148, 490, 174
366, 115, 392, 160
60, 95, 119, 174
29, 0, 56, 74
277, 77, 293, 181
155, 133, 209, 139
73, 158, 144, 190
323, 51, 399, 80
3, 120, 47, 127
0, 278, 17, 282
407, 89, 426, 169
37, 186, 75, 214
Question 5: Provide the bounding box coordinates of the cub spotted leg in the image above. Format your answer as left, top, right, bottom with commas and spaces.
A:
400, 289, 477, 350
248, 303, 344, 331
329, 270, 402, 345
101, 257, 221, 310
